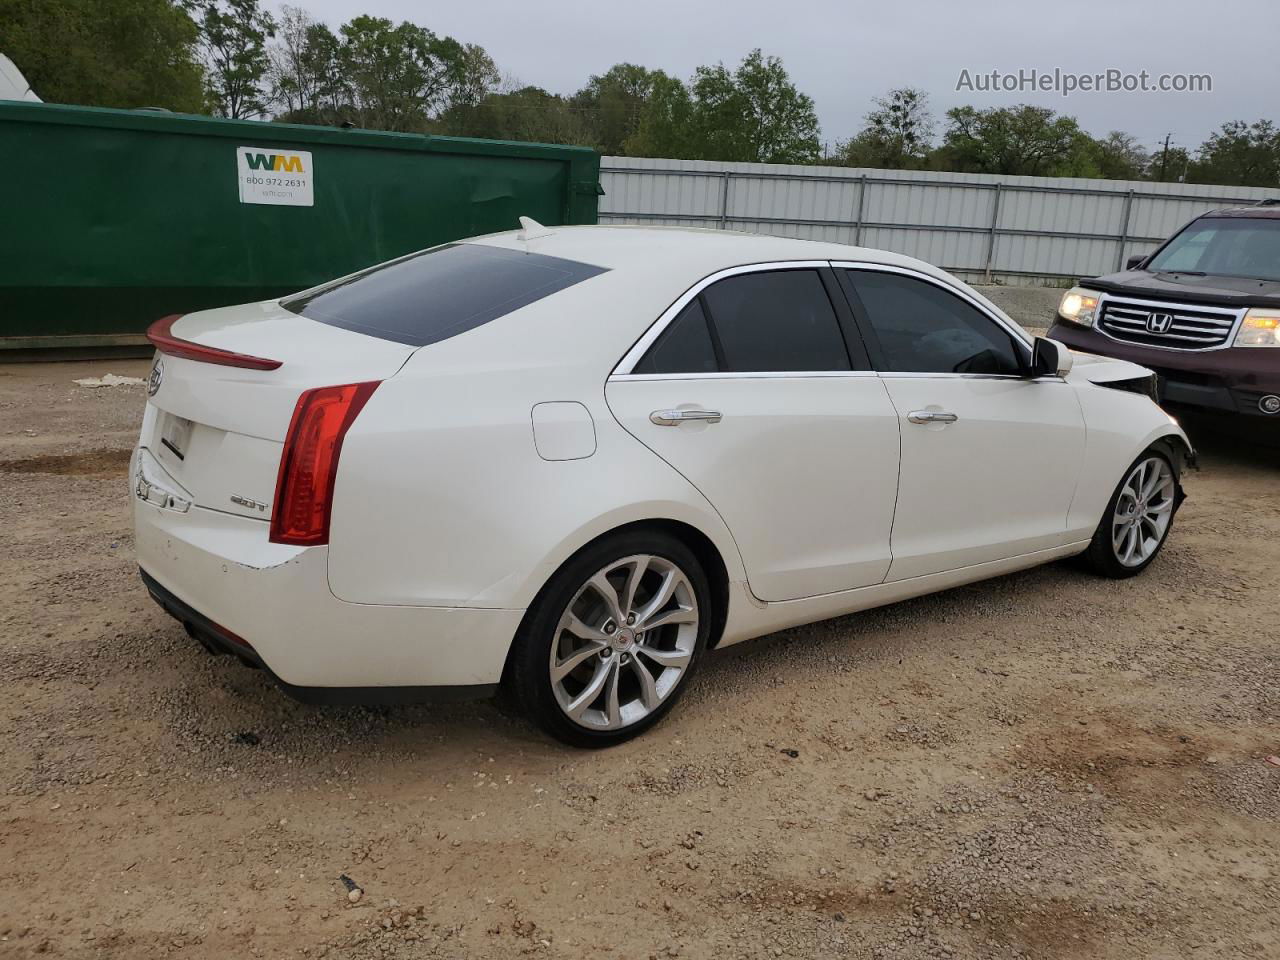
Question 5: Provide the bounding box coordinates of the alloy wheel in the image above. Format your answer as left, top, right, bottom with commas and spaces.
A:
1111, 456, 1175, 567
549, 554, 699, 731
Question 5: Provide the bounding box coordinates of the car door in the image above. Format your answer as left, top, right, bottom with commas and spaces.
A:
836, 265, 1086, 582
605, 264, 901, 602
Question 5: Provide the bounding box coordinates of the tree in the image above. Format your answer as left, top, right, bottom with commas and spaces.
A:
266, 12, 497, 132
938, 104, 1086, 176
624, 73, 696, 157
444, 43, 501, 118
690, 50, 821, 163
268, 5, 344, 123
573, 63, 668, 155
836, 87, 934, 169
627, 51, 820, 162
0, 0, 204, 111
193, 0, 276, 119
688, 60, 751, 160
444, 79, 594, 145
1147, 141, 1191, 183
336, 16, 495, 132
1189, 120, 1280, 187
1075, 130, 1146, 181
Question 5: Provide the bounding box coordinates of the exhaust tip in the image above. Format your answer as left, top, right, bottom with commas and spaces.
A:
184, 621, 225, 656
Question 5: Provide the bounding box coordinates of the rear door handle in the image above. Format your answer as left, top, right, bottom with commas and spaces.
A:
907, 410, 959, 424
649, 408, 723, 426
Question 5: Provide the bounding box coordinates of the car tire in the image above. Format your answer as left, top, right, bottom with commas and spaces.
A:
505, 530, 712, 748
1079, 448, 1180, 579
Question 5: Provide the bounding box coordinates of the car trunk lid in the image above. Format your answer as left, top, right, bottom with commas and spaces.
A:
140, 302, 415, 521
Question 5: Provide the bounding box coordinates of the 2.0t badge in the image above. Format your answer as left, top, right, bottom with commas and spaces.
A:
148, 357, 164, 397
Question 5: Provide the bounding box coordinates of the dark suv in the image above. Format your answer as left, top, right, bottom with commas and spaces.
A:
1047, 204, 1280, 424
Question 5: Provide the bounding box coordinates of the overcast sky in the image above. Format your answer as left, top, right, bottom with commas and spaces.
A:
297, 0, 1276, 153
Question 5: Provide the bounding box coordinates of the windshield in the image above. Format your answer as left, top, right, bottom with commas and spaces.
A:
1146, 216, 1280, 282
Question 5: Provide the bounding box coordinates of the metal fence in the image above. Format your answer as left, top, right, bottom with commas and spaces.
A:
599, 156, 1280, 286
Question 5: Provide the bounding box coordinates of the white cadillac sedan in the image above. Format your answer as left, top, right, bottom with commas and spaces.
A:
134, 223, 1193, 746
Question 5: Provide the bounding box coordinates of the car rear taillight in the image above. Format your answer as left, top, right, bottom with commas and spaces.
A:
269, 382, 381, 546
147, 314, 283, 370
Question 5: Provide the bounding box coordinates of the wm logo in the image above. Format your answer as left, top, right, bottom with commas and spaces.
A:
244, 152, 305, 173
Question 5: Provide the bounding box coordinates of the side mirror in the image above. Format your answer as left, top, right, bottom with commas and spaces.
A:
1031, 337, 1073, 378
1125, 253, 1148, 270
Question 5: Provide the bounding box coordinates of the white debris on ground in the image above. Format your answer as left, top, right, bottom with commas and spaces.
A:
72, 373, 145, 388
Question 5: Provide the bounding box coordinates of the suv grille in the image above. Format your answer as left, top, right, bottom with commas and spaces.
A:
1097, 298, 1239, 350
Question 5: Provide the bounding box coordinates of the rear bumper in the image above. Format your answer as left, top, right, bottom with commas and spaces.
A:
1049, 323, 1280, 418
140, 569, 498, 704
134, 487, 522, 697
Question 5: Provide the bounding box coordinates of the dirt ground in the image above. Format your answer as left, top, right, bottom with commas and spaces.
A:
1, 356, 1278, 960
974, 286, 1062, 335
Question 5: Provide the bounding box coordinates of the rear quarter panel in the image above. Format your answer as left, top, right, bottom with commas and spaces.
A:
326, 372, 745, 609
324, 274, 748, 611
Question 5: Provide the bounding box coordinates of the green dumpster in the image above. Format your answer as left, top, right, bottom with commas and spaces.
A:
0, 102, 601, 352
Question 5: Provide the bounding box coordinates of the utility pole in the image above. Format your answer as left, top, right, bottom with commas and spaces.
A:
1158, 132, 1172, 181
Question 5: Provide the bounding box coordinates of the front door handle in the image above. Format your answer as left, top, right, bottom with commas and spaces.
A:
907, 410, 959, 425
650, 408, 723, 426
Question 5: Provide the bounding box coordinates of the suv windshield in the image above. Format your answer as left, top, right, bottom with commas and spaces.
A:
283, 243, 608, 346
1146, 216, 1280, 282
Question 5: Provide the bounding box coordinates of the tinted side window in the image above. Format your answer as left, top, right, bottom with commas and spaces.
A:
632, 299, 718, 374
283, 243, 608, 347
701, 270, 853, 373
848, 272, 1025, 375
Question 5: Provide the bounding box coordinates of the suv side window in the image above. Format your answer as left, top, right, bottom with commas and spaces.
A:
845, 271, 1025, 376
702, 270, 856, 373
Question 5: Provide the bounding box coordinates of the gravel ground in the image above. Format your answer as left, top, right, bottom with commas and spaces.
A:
1, 353, 1278, 960
973, 286, 1063, 335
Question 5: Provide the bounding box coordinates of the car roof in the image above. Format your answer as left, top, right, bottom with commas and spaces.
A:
1200, 203, 1280, 220
469, 224, 948, 279
461, 224, 1022, 355
390, 222, 1027, 381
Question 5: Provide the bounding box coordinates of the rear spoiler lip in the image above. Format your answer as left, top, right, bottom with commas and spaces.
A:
146, 314, 283, 370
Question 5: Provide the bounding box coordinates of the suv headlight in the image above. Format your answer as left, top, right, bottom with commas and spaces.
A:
1235, 308, 1280, 347
1058, 287, 1100, 328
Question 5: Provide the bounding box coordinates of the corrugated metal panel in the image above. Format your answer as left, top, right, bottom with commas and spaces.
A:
600, 156, 1280, 284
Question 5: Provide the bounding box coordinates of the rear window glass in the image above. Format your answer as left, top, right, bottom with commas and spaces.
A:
282, 243, 608, 346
